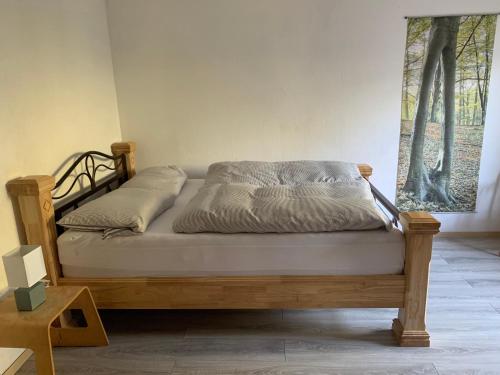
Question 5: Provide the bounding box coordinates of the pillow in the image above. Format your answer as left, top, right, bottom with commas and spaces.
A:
206, 160, 362, 186
122, 166, 186, 191
57, 166, 186, 238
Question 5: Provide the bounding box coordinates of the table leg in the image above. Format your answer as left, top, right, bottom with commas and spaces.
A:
50, 288, 108, 347
33, 334, 55, 375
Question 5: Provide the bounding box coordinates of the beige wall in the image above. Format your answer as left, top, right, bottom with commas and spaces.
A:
0, 0, 121, 299
107, 0, 500, 232
0, 1, 120, 367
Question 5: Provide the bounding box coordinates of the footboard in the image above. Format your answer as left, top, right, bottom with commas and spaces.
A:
6, 142, 440, 347
394, 212, 440, 346
364, 172, 440, 346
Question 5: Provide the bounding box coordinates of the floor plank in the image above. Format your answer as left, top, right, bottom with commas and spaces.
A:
171, 361, 439, 374
16, 237, 500, 374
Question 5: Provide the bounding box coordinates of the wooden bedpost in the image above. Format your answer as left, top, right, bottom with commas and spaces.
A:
393, 211, 440, 347
111, 141, 136, 178
7, 176, 61, 285
357, 164, 373, 180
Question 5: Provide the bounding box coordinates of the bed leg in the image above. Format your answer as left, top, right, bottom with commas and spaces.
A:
394, 212, 440, 347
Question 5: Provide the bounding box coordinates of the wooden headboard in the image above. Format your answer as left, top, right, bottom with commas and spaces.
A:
6, 142, 136, 285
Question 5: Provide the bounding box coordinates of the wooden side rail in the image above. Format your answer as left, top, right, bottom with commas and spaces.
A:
393, 211, 440, 347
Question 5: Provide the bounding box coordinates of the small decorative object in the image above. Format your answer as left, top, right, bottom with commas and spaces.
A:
2, 245, 47, 311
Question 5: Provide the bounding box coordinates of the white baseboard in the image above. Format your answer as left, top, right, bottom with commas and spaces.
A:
438, 232, 500, 238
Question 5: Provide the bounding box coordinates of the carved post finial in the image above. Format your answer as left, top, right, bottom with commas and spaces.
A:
111, 141, 136, 178
399, 211, 441, 235
357, 164, 373, 179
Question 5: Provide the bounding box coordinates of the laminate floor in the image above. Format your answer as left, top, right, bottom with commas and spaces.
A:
17, 237, 500, 374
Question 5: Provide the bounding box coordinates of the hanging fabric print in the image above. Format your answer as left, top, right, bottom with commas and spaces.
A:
396, 15, 497, 212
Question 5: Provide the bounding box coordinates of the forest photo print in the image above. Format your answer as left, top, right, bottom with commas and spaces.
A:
396, 15, 497, 212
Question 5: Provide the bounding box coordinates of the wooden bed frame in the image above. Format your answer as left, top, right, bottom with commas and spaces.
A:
7, 141, 440, 347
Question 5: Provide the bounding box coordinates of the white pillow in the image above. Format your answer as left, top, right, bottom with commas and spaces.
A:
122, 166, 186, 191
206, 160, 362, 186
57, 166, 186, 238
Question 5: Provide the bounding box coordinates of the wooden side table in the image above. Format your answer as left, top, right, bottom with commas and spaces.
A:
0, 286, 108, 374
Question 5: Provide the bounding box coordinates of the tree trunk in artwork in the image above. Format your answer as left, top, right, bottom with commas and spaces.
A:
465, 89, 470, 125
483, 26, 492, 124
404, 47, 410, 120
472, 34, 486, 126
458, 68, 464, 126
431, 26, 459, 204
404, 17, 460, 203
472, 89, 479, 125
430, 59, 442, 123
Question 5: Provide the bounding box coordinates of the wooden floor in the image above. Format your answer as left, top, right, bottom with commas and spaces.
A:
17, 237, 500, 374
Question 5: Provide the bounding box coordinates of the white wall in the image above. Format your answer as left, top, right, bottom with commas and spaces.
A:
0, 2, 498, 370
0, 0, 121, 370
107, 0, 500, 232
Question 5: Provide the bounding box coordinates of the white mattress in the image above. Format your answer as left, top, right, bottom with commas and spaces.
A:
58, 179, 405, 277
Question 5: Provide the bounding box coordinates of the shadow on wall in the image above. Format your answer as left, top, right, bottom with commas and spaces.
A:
5, 153, 83, 245
51, 152, 117, 197
180, 165, 211, 179
6, 151, 117, 246
7, 196, 26, 248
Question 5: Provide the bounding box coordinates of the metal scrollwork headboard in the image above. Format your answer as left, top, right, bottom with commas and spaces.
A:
52, 151, 129, 229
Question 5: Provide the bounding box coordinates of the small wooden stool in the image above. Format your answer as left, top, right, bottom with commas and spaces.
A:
0, 286, 108, 374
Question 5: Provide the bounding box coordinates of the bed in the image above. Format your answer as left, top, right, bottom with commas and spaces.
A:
58, 179, 406, 277
7, 142, 440, 347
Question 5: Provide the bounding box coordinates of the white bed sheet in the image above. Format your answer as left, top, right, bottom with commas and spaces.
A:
58, 179, 405, 277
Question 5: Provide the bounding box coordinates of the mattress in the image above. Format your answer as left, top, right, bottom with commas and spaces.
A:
57, 179, 405, 277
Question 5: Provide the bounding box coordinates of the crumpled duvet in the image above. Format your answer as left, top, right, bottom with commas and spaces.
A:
173, 161, 391, 233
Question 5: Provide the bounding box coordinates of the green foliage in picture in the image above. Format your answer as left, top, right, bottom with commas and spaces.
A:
396, 15, 497, 212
